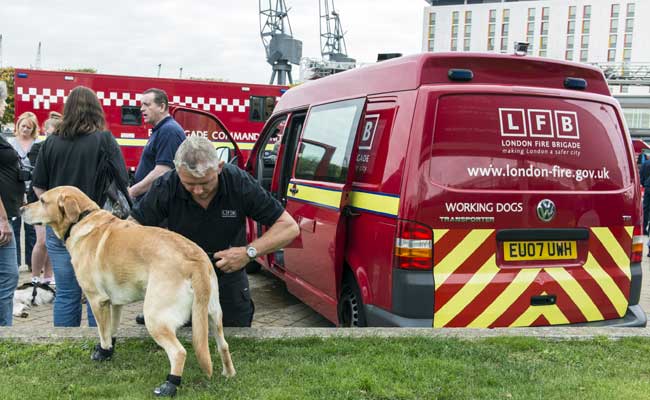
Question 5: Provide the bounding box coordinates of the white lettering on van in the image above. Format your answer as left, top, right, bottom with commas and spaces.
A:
499, 108, 579, 140
444, 202, 523, 214
359, 114, 379, 150
507, 114, 520, 131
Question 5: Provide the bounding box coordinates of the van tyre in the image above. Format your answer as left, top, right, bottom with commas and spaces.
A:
338, 276, 367, 327
245, 261, 262, 274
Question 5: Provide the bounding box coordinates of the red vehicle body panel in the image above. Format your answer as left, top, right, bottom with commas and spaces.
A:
246, 53, 644, 328
13, 69, 287, 169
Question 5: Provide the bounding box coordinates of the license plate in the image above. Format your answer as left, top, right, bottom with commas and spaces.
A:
503, 241, 577, 261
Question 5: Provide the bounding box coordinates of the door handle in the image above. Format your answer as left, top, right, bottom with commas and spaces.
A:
289, 185, 299, 195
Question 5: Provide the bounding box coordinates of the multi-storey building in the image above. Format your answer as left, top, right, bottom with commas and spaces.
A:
422, 0, 650, 137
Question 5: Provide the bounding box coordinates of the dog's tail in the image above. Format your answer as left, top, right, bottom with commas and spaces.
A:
191, 263, 213, 378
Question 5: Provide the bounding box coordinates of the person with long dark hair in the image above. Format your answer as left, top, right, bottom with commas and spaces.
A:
0, 80, 21, 326
31, 86, 129, 326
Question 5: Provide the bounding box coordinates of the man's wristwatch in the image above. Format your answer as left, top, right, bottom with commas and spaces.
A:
246, 245, 258, 261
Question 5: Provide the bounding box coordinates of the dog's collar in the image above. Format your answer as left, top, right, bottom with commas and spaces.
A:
63, 210, 96, 241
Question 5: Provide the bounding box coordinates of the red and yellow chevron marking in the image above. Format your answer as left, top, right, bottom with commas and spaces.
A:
432, 227, 633, 328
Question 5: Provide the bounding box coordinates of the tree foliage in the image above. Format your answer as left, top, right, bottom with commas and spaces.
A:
0, 67, 15, 126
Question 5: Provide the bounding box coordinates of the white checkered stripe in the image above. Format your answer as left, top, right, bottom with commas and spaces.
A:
172, 96, 250, 113
17, 87, 250, 113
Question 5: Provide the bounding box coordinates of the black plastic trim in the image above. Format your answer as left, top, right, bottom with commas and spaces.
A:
564, 77, 588, 90
496, 228, 589, 241
448, 69, 474, 82
391, 268, 434, 319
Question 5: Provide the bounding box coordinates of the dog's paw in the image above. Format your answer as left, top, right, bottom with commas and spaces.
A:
153, 381, 178, 397
222, 366, 236, 378
90, 343, 114, 361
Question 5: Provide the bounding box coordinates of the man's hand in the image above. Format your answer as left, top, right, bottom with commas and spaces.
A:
0, 218, 13, 247
213, 247, 249, 273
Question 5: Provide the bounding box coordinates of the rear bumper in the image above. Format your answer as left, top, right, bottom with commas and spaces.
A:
365, 304, 647, 328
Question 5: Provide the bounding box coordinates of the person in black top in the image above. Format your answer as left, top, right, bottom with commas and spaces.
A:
131, 136, 299, 326
32, 86, 129, 327
0, 80, 21, 326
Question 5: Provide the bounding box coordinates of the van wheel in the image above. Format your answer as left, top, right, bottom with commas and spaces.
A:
338, 276, 367, 327
245, 261, 262, 274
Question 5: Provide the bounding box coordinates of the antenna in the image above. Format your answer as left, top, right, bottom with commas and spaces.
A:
35, 41, 42, 70
157, 63, 162, 77
259, 0, 303, 85
179, 67, 183, 79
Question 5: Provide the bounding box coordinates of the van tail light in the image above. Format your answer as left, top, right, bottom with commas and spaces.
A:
393, 220, 433, 270
631, 224, 644, 264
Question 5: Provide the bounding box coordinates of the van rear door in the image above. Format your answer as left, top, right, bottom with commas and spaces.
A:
423, 91, 640, 328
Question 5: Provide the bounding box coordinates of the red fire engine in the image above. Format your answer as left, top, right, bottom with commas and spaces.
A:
12, 68, 288, 170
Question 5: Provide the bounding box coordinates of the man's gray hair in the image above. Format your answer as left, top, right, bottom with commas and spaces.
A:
174, 136, 220, 177
0, 81, 7, 100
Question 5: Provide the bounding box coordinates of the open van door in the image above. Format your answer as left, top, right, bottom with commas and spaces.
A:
279, 98, 366, 324
171, 106, 244, 168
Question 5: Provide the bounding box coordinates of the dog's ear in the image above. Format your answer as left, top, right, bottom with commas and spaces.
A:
58, 194, 81, 224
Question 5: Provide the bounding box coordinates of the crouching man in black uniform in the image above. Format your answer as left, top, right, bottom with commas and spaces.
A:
130, 136, 299, 327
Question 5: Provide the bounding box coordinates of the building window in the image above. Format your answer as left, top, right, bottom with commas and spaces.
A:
567, 20, 575, 34
540, 36, 548, 50
465, 25, 471, 38
463, 10, 472, 51
623, 48, 632, 61
565, 50, 574, 60
499, 9, 509, 53
542, 7, 549, 21
579, 5, 591, 62
627, 3, 635, 17
625, 18, 634, 33
464, 39, 471, 51
623, 108, 650, 129
580, 50, 588, 62
489, 9, 496, 23
541, 22, 549, 36
526, 8, 535, 55
608, 49, 616, 62
501, 38, 508, 52
568, 6, 576, 19
567, 35, 574, 49
427, 12, 436, 52
582, 20, 590, 34
487, 38, 495, 51
581, 35, 589, 49
465, 10, 472, 24
611, 4, 620, 18
451, 11, 459, 51
609, 34, 617, 48
624, 34, 633, 47
610, 19, 619, 33
583, 5, 591, 19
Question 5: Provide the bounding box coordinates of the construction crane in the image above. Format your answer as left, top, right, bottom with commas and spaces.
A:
259, 0, 303, 85
319, 0, 355, 63
301, 1, 356, 81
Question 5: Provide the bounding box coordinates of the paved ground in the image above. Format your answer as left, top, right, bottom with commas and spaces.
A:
10, 244, 650, 330
12, 267, 334, 329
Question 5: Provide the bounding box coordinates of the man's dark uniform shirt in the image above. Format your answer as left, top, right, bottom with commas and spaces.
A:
130, 163, 285, 326
133, 116, 185, 185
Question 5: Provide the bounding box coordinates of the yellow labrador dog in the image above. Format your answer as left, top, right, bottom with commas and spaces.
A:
21, 186, 235, 397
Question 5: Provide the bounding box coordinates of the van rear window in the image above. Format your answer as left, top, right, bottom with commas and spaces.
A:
429, 94, 632, 191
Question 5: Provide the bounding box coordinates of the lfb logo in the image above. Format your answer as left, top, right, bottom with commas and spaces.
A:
499, 108, 579, 139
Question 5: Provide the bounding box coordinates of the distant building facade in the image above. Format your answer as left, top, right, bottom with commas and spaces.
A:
422, 0, 650, 136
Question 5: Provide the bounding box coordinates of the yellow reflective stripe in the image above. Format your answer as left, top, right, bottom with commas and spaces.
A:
591, 227, 631, 280
625, 225, 633, 238
583, 253, 628, 316
545, 268, 603, 321
434, 229, 494, 290
468, 268, 540, 328
349, 191, 399, 216
287, 184, 342, 209
433, 229, 449, 244
434, 255, 499, 328
113, 138, 270, 151
509, 303, 570, 327
116, 138, 148, 146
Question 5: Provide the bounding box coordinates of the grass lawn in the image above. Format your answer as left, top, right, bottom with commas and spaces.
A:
1, 336, 650, 399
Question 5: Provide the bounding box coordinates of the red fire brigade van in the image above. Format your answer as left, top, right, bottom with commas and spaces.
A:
12, 69, 287, 169
239, 52, 645, 328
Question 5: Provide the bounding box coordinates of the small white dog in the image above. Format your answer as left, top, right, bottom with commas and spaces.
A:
12, 282, 56, 317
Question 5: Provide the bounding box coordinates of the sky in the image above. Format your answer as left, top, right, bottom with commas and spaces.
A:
1, 1, 428, 84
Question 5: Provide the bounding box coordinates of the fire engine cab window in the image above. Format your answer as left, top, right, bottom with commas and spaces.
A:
121, 106, 142, 126
294, 98, 364, 183
249, 96, 276, 122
